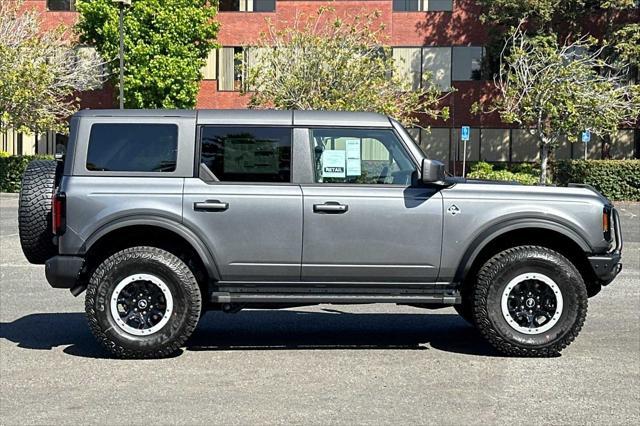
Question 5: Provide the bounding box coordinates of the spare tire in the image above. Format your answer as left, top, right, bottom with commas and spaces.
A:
18, 160, 62, 264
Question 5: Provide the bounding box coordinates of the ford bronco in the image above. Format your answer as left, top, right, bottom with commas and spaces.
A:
18, 109, 622, 358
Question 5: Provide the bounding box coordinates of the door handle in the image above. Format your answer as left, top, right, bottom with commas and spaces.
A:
313, 202, 348, 213
194, 200, 229, 211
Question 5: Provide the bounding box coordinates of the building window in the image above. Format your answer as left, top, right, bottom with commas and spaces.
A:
47, 0, 75, 11
217, 47, 244, 91
201, 49, 218, 80
219, 0, 276, 12
392, 0, 452, 11
393, 47, 451, 90
200, 126, 292, 182
422, 47, 452, 90
452, 46, 484, 81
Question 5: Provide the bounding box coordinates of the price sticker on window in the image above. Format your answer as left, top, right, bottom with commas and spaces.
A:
345, 139, 361, 176
322, 150, 346, 178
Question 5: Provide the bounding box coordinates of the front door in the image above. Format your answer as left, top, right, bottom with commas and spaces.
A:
301, 127, 443, 282
183, 126, 302, 281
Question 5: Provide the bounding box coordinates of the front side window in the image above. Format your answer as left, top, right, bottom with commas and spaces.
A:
311, 128, 417, 185
200, 127, 291, 182
86, 124, 178, 172
47, 0, 75, 11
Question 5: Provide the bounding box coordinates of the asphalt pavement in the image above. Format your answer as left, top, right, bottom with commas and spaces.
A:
1, 193, 639, 425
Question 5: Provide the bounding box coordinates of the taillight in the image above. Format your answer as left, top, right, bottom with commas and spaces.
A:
603, 206, 612, 241
52, 192, 66, 235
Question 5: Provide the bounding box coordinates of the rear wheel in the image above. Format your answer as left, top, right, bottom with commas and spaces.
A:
18, 160, 61, 264
472, 245, 587, 357
85, 246, 202, 358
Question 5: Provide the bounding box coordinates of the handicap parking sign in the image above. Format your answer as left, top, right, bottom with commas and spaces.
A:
461, 126, 470, 141
581, 130, 591, 143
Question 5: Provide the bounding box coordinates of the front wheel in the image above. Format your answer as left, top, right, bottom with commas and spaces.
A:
85, 246, 202, 358
472, 246, 588, 357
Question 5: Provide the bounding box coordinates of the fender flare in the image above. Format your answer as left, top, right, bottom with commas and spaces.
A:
454, 217, 593, 283
83, 215, 221, 281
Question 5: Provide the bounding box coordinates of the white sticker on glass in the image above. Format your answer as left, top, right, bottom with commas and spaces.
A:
322, 150, 346, 178
345, 139, 361, 176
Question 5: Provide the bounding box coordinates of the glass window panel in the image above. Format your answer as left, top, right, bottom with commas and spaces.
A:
254, 0, 276, 12
200, 127, 292, 182
393, 0, 420, 11
201, 49, 217, 80
219, 0, 241, 11
86, 124, 177, 172
393, 48, 421, 90
311, 128, 416, 185
426, 0, 453, 11
422, 47, 452, 90
47, 1, 75, 11
452, 46, 484, 81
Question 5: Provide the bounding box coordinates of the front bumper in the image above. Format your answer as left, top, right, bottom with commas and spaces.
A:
588, 207, 623, 286
45, 255, 84, 289
588, 252, 622, 285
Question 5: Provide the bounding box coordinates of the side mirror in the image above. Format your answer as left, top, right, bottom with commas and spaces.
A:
421, 158, 445, 184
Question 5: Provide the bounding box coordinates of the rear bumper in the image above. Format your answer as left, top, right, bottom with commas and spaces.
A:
45, 256, 84, 289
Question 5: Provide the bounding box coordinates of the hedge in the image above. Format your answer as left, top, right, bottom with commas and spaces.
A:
0, 154, 55, 193
467, 161, 540, 185
554, 160, 640, 201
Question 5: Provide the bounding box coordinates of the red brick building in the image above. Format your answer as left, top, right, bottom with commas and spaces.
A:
4, 0, 637, 163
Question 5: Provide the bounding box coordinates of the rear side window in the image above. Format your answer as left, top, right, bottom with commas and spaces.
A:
86, 123, 178, 172
200, 126, 291, 182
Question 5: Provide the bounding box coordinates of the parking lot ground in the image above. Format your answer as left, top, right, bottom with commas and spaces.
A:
1, 193, 639, 425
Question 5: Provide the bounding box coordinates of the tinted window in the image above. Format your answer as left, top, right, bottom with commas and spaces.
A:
200, 127, 291, 182
86, 124, 178, 172
47, 1, 75, 11
311, 128, 416, 185
254, 0, 276, 12
393, 0, 420, 11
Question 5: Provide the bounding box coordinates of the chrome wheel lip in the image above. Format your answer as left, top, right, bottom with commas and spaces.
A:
500, 272, 564, 335
110, 274, 174, 337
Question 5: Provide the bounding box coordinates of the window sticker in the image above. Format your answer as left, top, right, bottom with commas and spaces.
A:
322, 149, 346, 178
345, 139, 361, 176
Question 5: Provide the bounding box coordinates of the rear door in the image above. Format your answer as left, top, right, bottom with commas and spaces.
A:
182, 126, 303, 281
301, 127, 443, 283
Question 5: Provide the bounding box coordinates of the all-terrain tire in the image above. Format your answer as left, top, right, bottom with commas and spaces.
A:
85, 246, 202, 359
472, 245, 588, 357
18, 160, 61, 264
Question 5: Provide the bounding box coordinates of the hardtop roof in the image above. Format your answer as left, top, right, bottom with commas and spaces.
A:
74, 109, 393, 127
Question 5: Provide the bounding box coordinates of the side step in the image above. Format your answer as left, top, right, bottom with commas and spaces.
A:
210, 292, 460, 305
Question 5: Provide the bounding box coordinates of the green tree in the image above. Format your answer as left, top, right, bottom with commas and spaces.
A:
478, 26, 639, 184
75, 0, 219, 109
0, 0, 105, 134
242, 8, 450, 127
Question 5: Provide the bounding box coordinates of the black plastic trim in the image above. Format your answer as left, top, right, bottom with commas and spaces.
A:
45, 256, 84, 289
588, 252, 622, 285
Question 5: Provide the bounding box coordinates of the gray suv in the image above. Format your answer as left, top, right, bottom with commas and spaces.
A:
18, 109, 623, 358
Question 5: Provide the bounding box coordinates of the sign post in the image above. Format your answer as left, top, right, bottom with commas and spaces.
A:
581, 130, 591, 160
112, 0, 132, 109
461, 126, 470, 177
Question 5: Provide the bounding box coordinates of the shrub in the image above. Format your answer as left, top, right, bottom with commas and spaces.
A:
0, 155, 54, 193
554, 160, 640, 201
467, 161, 540, 185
